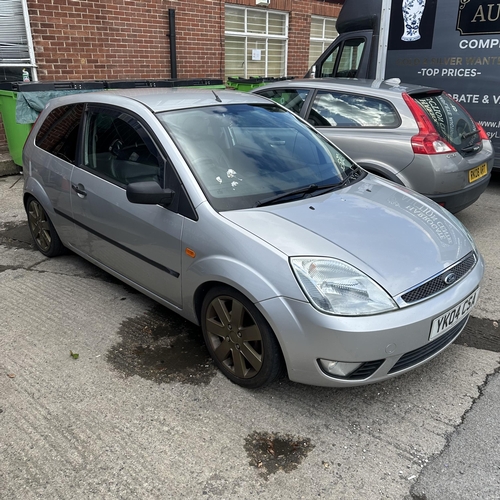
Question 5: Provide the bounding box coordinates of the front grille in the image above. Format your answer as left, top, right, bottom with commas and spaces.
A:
388, 316, 468, 374
401, 252, 477, 304
348, 360, 385, 380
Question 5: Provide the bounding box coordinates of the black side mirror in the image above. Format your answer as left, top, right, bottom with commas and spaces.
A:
126, 181, 175, 205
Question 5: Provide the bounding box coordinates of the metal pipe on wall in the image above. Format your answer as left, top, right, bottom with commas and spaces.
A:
168, 9, 178, 79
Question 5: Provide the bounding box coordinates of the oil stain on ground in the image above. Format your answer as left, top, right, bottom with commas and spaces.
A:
245, 431, 314, 478
107, 305, 217, 385
0, 221, 34, 250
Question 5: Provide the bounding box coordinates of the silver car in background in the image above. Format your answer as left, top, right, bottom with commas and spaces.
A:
254, 78, 494, 213
23, 89, 483, 388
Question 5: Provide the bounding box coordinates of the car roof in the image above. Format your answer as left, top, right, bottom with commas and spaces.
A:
44, 88, 269, 113
254, 78, 440, 96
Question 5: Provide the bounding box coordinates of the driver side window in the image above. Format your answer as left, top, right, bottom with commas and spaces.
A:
83, 107, 162, 186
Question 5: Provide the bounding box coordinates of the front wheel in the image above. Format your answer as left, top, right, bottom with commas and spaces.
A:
201, 286, 285, 388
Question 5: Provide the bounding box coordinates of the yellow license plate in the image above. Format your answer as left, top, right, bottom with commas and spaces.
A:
468, 163, 488, 183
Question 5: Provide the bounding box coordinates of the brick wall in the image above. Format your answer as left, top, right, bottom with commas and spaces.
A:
0, 0, 342, 150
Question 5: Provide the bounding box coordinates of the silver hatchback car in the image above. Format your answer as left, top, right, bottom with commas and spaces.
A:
254, 78, 494, 213
23, 88, 483, 388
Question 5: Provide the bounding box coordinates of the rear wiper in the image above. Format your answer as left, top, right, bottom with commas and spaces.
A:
462, 129, 480, 139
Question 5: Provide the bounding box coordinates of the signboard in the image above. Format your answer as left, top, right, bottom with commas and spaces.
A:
457, 0, 500, 35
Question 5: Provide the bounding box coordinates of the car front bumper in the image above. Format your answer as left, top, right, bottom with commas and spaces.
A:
258, 253, 484, 387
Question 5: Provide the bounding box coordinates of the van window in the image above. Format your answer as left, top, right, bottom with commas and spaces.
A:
35, 104, 84, 164
318, 38, 366, 78
336, 38, 366, 78
320, 46, 339, 77
309, 91, 400, 128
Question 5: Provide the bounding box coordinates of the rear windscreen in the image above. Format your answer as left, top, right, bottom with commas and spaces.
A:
413, 93, 479, 155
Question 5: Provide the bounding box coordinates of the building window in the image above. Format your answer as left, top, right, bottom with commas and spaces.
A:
0, 0, 37, 81
308, 16, 338, 70
225, 6, 288, 80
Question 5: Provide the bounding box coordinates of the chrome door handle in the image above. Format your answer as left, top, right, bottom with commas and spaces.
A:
72, 183, 87, 198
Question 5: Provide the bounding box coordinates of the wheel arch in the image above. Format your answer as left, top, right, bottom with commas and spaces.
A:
358, 162, 405, 185
186, 253, 298, 324
23, 177, 55, 214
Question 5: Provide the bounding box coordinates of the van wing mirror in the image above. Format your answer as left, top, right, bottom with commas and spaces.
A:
126, 181, 175, 206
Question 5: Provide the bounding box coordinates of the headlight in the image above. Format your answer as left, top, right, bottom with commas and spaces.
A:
290, 257, 397, 316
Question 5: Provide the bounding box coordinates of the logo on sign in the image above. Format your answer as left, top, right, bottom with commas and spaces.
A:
457, 0, 500, 35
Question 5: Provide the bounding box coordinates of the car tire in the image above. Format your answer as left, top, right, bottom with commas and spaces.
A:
26, 196, 65, 257
201, 286, 285, 388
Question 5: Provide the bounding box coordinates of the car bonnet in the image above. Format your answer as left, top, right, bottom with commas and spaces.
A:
221, 176, 474, 297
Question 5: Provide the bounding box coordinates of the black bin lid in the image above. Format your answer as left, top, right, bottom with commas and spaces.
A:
10, 81, 105, 92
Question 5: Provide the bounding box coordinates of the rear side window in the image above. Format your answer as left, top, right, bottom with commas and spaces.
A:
309, 91, 400, 128
257, 88, 310, 115
35, 104, 84, 164
412, 93, 477, 153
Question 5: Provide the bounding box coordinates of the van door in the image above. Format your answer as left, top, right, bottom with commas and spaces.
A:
309, 31, 373, 79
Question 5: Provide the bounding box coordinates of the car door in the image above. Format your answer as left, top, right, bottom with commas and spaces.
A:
69, 104, 187, 307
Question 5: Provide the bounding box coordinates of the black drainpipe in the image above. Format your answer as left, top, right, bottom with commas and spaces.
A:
168, 9, 177, 79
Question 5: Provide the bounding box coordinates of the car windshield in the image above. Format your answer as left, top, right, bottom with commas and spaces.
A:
158, 104, 356, 211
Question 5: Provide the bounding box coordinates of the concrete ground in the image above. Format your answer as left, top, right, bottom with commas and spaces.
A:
1, 173, 499, 500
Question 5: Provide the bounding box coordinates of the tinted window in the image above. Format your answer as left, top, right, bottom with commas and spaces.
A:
158, 104, 356, 211
413, 93, 478, 154
257, 88, 310, 115
319, 46, 339, 78
336, 38, 366, 78
35, 104, 84, 164
309, 91, 400, 128
82, 107, 161, 186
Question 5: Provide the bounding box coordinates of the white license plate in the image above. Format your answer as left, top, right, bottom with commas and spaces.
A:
429, 288, 479, 341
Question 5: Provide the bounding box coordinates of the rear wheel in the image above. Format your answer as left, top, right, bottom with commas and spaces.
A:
201, 286, 285, 388
26, 196, 65, 257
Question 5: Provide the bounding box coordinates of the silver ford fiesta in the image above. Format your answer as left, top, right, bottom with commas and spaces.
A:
23, 88, 483, 388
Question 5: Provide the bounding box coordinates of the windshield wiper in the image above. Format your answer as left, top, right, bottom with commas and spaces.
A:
254, 167, 364, 208
255, 184, 324, 207
335, 165, 364, 188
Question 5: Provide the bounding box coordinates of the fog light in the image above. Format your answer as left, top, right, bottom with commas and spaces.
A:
319, 359, 363, 377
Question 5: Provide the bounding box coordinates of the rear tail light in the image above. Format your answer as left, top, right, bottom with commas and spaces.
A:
475, 122, 489, 141
402, 93, 455, 155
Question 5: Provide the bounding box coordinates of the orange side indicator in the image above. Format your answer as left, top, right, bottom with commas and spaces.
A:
185, 248, 196, 258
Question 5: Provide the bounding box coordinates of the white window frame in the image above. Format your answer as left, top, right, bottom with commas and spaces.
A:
0, 0, 38, 79
225, 6, 289, 79
309, 15, 338, 69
